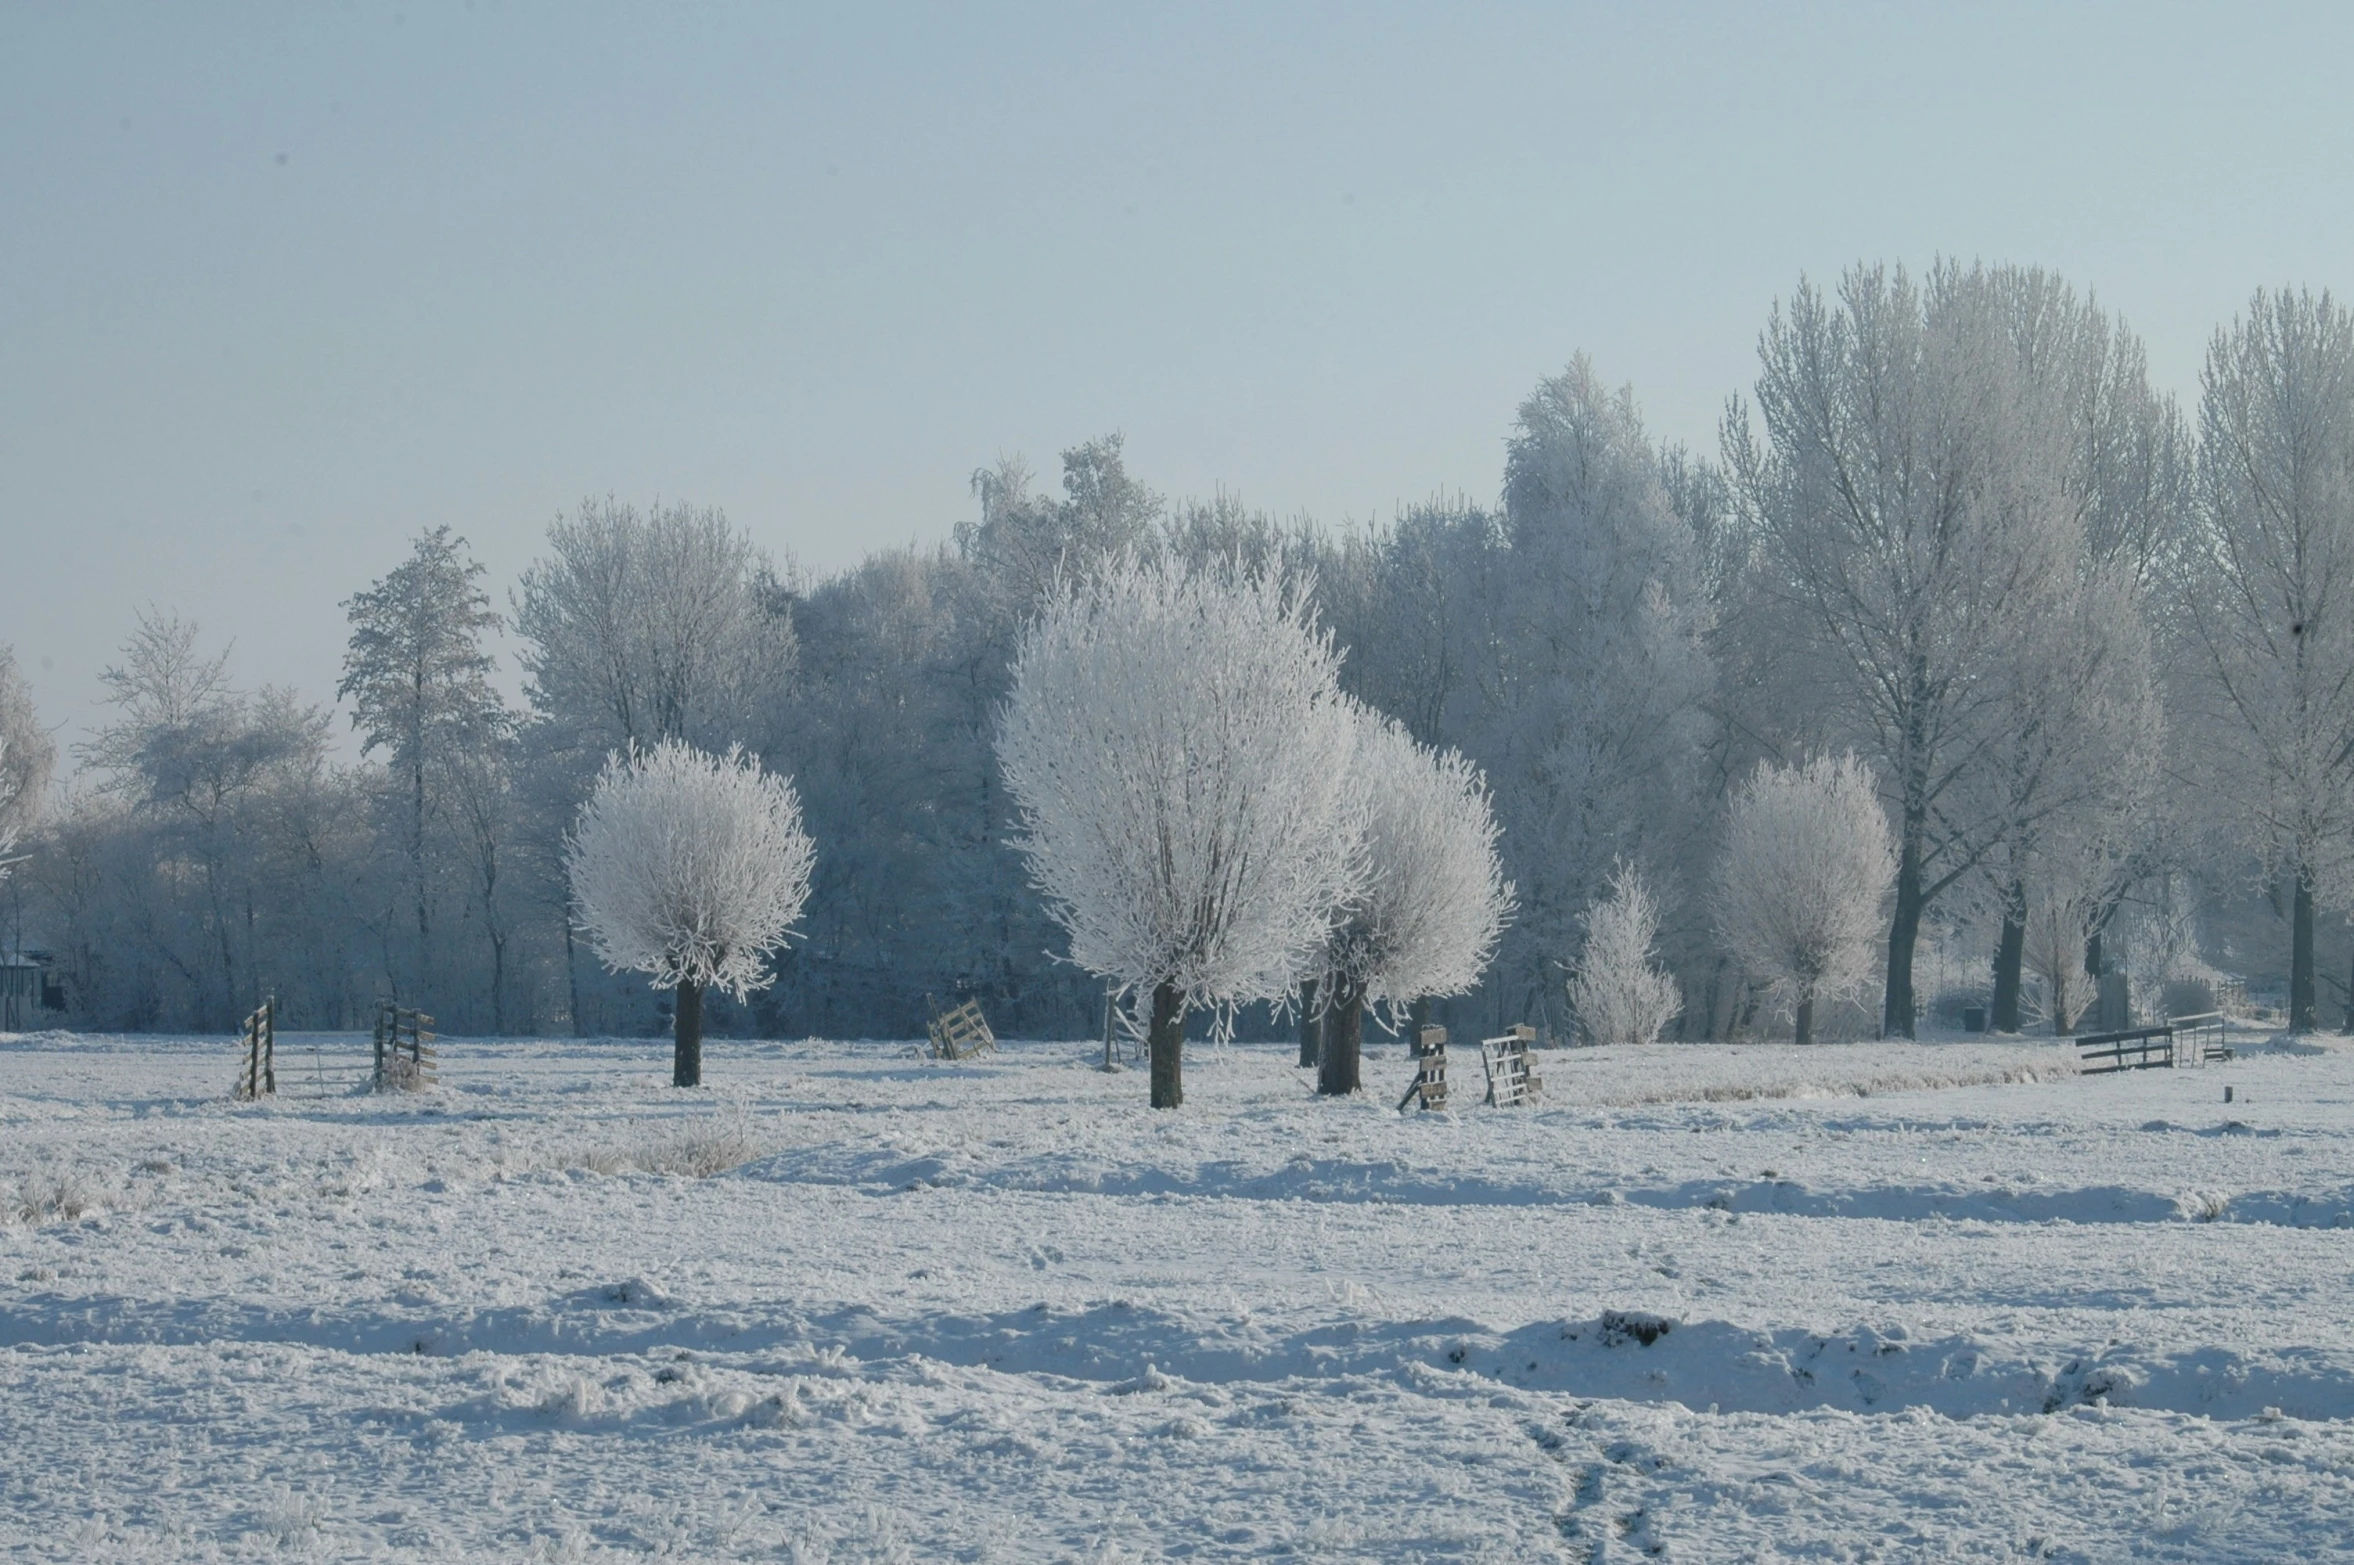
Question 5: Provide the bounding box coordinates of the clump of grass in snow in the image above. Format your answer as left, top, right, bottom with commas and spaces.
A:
567, 1110, 765, 1179
5, 1166, 104, 1226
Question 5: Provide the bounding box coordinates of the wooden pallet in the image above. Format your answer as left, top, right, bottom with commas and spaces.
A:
926, 995, 996, 1060
1481, 1024, 1541, 1107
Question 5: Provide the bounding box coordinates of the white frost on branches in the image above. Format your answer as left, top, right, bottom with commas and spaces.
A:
996, 553, 1364, 1014
1321, 706, 1512, 1011
0, 733, 15, 881
1713, 754, 1895, 1042
1567, 861, 1681, 1047
566, 740, 816, 998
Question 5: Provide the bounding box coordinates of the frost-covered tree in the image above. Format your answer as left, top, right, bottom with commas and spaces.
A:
80, 613, 345, 1026
340, 527, 513, 1005
1913, 272, 2183, 1033
1731, 262, 2083, 1035
515, 499, 798, 1033
1982, 563, 2166, 1030
997, 554, 1362, 1108
1312, 706, 1512, 1096
0, 649, 54, 881
1713, 754, 1896, 1045
2173, 289, 2354, 1033
0, 735, 16, 885
1566, 861, 1680, 1047
1469, 361, 1714, 1026
515, 498, 797, 759
754, 436, 1173, 1043
961, 436, 1163, 615
2016, 830, 2122, 1034
566, 741, 815, 1087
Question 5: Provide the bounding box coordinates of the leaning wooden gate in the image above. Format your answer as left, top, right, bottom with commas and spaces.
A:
1480, 1025, 1542, 1107
925, 994, 996, 1060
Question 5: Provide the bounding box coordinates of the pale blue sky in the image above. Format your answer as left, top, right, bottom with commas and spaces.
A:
6, 2, 2352, 762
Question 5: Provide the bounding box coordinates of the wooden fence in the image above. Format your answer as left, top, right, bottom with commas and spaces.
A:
372, 1002, 438, 1090
232, 997, 276, 1100
2077, 1012, 2233, 1075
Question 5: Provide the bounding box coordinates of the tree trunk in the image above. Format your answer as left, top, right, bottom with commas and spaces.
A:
1793, 990, 1815, 1047
673, 978, 703, 1087
1318, 979, 1363, 1097
1990, 879, 2026, 1033
2292, 864, 2317, 1034
1882, 829, 1924, 1039
563, 916, 585, 1038
489, 930, 507, 1035
1148, 979, 1184, 1109
412, 748, 429, 1006
1297, 977, 1321, 1068
1408, 995, 1431, 1054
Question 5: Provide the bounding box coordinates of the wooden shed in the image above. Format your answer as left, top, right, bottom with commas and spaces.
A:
1, 952, 59, 1031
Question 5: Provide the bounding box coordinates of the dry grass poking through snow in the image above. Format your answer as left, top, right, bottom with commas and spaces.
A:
561, 1109, 767, 1179
5, 1167, 103, 1226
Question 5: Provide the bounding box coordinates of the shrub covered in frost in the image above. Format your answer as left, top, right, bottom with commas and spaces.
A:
1567, 861, 1681, 1047
1713, 753, 1894, 1044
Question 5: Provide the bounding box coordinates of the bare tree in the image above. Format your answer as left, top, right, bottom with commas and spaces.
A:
1472, 360, 1714, 1027
1981, 563, 2166, 1030
515, 499, 797, 1035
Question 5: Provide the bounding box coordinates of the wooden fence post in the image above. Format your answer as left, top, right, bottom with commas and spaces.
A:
236, 997, 276, 1099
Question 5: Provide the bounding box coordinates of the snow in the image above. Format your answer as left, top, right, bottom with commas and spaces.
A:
6, 1026, 2354, 1560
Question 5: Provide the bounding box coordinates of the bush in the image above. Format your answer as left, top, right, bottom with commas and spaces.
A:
1567, 862, 1681, 1047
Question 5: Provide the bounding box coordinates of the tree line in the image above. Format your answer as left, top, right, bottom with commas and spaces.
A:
7, 259, 2354, 1045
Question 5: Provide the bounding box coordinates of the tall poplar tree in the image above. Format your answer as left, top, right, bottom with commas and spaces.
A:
341, 527, 511, 1005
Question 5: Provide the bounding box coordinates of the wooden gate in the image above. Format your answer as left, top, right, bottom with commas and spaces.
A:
1481, 1025, 1542, 1107
926, 994, 996, 1060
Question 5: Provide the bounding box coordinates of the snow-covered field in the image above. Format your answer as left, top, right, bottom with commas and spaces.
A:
5, 1026, 2353, 1562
